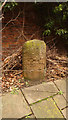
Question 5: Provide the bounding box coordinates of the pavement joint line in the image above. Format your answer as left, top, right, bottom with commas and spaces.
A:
61, 106, 68, 110
52, 97, 65, 119
53, 80, 68, 103
17, 113, 33, 120
53, 81, 60, 91
52, 94, 68, 111
29, 93, 59, 106
20, 87, 61, 119
20, 88, 37, 120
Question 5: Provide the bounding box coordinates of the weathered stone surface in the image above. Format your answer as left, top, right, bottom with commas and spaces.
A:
53, 94, 68, 110
23, 81, 58, 104
2, 90, 31, 118
54, 79, 68, 102
31, 98, 64, 118
22, 39, 46, 80
62, 107, 68, 119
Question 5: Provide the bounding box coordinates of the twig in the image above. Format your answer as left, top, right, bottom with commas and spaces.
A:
0, 11, 21, 32
29, 28, 41, 40
46, 37, 57, 44
47, 58, 67, 73
47, 40, 58, 52
0, 14, 4, 21
22, 2, 25, 32
14, 71, 23, 76
0, 0, 7, 11
22, 31, 28, 41
2, 70, 23, 72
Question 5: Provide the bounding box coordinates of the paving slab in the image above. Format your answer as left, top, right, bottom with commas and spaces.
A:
62, 107, 68, 119
2, 90, 32, 119
54, 79, 68, 102
31, 98, 64, 118
23, 81, 58, 104
53, 94, 68, 110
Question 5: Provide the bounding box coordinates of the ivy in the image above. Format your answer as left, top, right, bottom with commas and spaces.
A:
43, 29, 51, 36
56, 29, 68, 36
44, 20, 54, 29
43, 2, 68, 42
2, 1, 18, 12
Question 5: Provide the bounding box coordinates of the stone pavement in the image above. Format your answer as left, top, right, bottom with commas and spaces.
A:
1, 79, 68, 119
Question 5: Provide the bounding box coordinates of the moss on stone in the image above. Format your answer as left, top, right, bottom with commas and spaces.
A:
24, 39, 46, 49
22, 39, 46, 81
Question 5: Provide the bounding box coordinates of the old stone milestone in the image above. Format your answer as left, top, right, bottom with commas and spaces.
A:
22, 39, 46, 80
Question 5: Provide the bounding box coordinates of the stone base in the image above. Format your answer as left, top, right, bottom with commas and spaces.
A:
23, 70, 46, 81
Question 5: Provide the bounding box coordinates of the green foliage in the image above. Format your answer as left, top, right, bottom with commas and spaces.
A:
18, 79, 21, 83
25, 115, 31, 118
56, 29, 68, 37
2, 1, 18, 12
44, 20, 54, 29
1, 1, 68, 43
43, 2, 68, 42
25, 81, 29, 86
4, 2, 18, 10
10, 87, 19, 95
43, 29, 51, 36
54, 4, 63, 13
58, 90, 63, 95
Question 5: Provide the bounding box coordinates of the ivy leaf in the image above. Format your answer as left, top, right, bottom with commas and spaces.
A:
43, 29, 51, 36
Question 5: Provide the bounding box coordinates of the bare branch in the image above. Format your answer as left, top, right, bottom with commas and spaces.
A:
0, 14, 4, 21
0, 0, 8, 11
29, 28, 40, 40
22, 2, 25, 32
0, 11, 21, 32
46, 37, 57, 44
